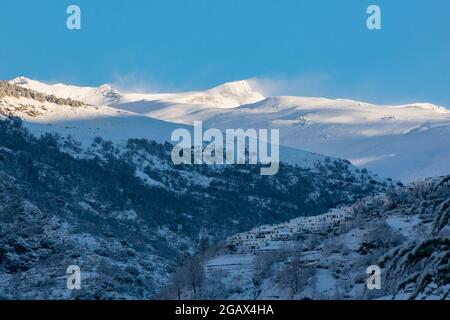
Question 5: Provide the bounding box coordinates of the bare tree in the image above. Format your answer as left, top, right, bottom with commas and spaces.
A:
277, 249, 315, 299
170, 269, 187, 300
251, 252, 276, 300
184, 255, 205, 299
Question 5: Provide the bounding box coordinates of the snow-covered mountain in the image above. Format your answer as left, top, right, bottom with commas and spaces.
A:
120, 80, 265, 109
8, 77, 450, 182
115, 94, 450, 182
0, 80, 192, 150
10, 77, 122, 106
131, 99, 450, 182
2, 77, 448, 300
0, 80, 340, 168
0, 117, 383, 299
10, 77, 265, 109
191, 96, 450, 182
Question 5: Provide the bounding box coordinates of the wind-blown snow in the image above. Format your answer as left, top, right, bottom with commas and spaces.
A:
11, 77, 264, 109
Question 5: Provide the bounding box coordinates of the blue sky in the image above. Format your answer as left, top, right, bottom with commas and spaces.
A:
1, 0, 449, 107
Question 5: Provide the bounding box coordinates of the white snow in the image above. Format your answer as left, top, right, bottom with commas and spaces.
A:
0, 86, 333, 171
11, 77, 264, 109
386, 215, 422, 239
9, 77, 121, 106
7, 76, 450, 182
114, 91, 450, 182
0, 95, 186, 146
315, 268, 336, 294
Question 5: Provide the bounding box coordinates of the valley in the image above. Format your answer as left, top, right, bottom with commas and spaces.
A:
0, 77, 448, 300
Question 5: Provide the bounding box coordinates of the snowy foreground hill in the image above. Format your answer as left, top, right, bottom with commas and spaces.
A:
162, 177, 450, 300
0, 116, 381, 299
10, 76, 450, 182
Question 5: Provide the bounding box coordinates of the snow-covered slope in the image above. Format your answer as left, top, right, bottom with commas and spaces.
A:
120, 80, 265, 109
10, 77, 122, 106
120, 95, 450, 182
0, 80, 328, 168
195, 96, 450, 182
0, 91, 185, 147
9, 77, 450, 182
11, 77, 265, 109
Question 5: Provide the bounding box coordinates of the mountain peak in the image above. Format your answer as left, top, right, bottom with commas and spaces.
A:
97, 84, 122, 101
10, 76, 32, 86
183, 80, 265, 108
401, 103, 449, 114
8, 77, 122, 106
208, 80, 255, 94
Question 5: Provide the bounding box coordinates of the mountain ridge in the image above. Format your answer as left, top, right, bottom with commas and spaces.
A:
10, 76, 449, 113
5, 77, 450, 182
